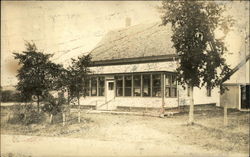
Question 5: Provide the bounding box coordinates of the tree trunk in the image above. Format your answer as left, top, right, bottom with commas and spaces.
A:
224, 105, 228, 126
62, 112, 65, 126
50, 114, 53, 124
37, 95, 40, 112
78, 96, 81, 123
189, 86, 194, 124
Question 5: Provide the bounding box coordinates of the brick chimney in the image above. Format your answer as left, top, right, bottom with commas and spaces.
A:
125, 17, 131, 27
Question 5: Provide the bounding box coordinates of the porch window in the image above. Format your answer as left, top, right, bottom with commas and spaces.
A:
116, 76, 123, 96
152, 74, 161, 97
133, 75, 141, 96
125, 76, 132, 96
143, 74, 151, 97
91, 77, 97, 96
85, 79, 90, 96
165, 75, 171, 97
98, 77, 105, 96
171, 75, 177, 97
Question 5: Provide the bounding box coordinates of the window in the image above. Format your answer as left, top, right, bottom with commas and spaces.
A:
165, 74, 177, 98
165, 75, 171, 97
133, 75, 141, 96
206, 87, 211, 97
85, 79, 90, 96
171, 75, 177, 97
108, 82, 114, 90
116, 76, 123, 96
125, 75, 132, 96
91, 77, 97, 96
143, 75, 151, 97
98, 77, 105, 96
152, 74, 161, 97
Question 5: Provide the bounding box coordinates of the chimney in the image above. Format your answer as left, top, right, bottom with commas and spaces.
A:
125, 17, 131, 27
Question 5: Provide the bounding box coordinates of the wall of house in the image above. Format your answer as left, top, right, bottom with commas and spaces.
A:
220, 85, 239, 109
178, 85, 220, 107
90, 61, 177, 74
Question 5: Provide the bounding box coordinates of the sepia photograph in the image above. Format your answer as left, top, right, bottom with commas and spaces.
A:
1, 0, 249, 157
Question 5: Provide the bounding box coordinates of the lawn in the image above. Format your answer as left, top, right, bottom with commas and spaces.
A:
1, 104, 249, 156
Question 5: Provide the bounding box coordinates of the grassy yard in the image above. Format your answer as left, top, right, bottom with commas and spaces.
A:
1, 104, 249, 156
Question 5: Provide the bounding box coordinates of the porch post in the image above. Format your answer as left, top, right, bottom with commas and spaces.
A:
97, 77, 99, 96
122, 75, 125, 96
161, 73, 165, 115
150, 74, 153, 97
141, 74, 143, 97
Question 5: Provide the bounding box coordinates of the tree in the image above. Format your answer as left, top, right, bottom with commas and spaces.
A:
66, 54, 92, 106
160, 1, 233, 124
14, 42, 62, 111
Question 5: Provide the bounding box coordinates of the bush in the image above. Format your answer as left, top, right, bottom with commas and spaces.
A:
0, 90, 30, 102
8, 104, 45, 125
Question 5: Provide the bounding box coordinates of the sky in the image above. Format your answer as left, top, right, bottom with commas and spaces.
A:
1, 1, 249, 87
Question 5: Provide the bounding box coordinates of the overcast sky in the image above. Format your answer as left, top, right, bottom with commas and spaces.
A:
1, 1, 249, 86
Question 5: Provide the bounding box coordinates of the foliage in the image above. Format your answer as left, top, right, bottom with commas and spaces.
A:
160, 0, 233, 90
8, 104, 45, 125
42, 93, 67, 115
65, 55, 92, 105
0, 90, 29, 102
13, 42, 63, 109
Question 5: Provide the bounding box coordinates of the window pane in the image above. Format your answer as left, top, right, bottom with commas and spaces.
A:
172, 75, 177, 86
143, 75, 151, 97
125, 88, 132, 96
116, 76, 123, 96
165, 87, 171, 97
125, 76, 132, 87
85, 79, 90, 96
133, 75, 141, 96
171, 88, 177, 97
116, 88, 123, 96
99, 88, 104, 96
98, 77, 105, 96
91, 77, 97, 96
165, 74, 171, 86
125, 76, 132, 96
152, 74, 161, 97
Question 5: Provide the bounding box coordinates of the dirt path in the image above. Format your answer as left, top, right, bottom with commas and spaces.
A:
1, 134, 247, 157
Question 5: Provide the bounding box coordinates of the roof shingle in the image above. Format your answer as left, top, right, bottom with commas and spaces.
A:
90, 22, 175, 61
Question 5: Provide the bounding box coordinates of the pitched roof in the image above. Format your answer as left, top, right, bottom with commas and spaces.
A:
90, 22, 175, 62
224, 54, 250, 84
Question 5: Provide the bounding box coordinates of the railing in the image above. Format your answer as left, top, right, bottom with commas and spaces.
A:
96, 97, 115, 110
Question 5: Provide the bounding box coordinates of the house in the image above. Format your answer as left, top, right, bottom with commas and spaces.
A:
79, 21, 220, 110
220, 54, 250, 110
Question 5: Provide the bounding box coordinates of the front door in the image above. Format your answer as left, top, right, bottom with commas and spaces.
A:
106, 80, 115, 102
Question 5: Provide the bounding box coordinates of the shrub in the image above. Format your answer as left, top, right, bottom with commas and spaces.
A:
8, 104, 45, 125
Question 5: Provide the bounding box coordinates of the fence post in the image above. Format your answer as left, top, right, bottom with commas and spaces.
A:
62, 112, 65, 126
224, 106, 228, 126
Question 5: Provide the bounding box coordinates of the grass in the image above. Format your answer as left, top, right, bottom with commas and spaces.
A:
1, 104, 249, 154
